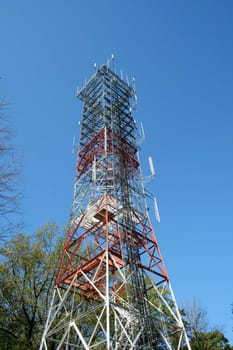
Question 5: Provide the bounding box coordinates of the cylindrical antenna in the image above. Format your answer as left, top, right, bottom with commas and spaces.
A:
140, 122, 145, 141
148, 156, 155, 176
154, 196, 160, 223
126, 74, 129, 86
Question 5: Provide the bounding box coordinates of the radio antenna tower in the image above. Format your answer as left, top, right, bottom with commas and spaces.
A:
40, 62, 191, 349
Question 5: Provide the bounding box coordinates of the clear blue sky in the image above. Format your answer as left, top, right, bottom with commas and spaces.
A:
1, 0, 233, 342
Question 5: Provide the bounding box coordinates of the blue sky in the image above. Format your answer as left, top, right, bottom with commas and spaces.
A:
1, 0, 233, 342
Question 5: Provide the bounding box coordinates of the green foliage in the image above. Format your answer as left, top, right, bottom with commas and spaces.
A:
182, 300, 233, 350
0, 223, 63, 350
189, 329, 233, 350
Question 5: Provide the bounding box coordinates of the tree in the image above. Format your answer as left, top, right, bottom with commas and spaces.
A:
0, 101, 21, 238
183, 298, 208, 339
0, 223, 63, 349
183, 300, 233, 350
189, 330, 233, 350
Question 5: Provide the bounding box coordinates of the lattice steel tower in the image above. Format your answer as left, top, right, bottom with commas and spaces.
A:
40, 63, 191, 350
